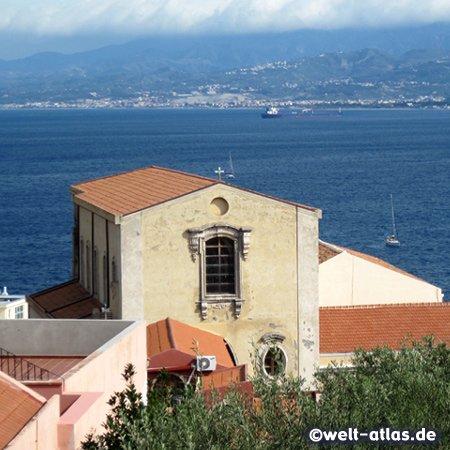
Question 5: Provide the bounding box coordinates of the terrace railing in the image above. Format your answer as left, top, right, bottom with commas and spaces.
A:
0, 347, 62, 382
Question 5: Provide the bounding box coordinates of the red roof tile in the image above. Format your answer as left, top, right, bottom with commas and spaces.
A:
71, 166, 318, 217
319, 242, 341, 264
0, 372, 46, 449
320, 303, 450, 354
71, 166, 218, 216
147, 318, 234, 367
28, 280, 103, 319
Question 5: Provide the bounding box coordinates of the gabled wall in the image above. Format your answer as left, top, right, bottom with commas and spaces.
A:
119, 184, 321, 384
72, 179, 321, 384
319, 250, 443, 306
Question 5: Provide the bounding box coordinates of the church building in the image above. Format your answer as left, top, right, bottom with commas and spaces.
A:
27, 165, 444, 385
67, 166, 321, 384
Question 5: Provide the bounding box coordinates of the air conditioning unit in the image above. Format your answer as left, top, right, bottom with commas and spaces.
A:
196, 356, 216, 371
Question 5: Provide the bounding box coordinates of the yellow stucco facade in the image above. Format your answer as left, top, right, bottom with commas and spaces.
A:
73, 181, 322, 385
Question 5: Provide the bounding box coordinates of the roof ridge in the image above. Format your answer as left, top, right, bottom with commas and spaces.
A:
320, 302, 447, 310
166, 318, 178, 350
150, 166, 220, 184
319, 240, 344, 252
73, 165, 221, 189
72, 165, 320, 216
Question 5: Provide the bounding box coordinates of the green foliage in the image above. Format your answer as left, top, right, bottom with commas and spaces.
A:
82, 337, 450, 450
315, 336, 450, 449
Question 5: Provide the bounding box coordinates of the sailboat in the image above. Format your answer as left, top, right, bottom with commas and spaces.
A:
385, 194, 401, 247
225, 152, 235, 179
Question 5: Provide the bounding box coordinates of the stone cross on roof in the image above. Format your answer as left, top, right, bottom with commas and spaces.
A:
215, 167, 224, 181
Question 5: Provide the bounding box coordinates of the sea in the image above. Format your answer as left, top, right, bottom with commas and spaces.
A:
0, 108, 449, 299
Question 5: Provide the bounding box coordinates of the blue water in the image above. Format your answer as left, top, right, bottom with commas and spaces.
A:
0, 108, 449, 299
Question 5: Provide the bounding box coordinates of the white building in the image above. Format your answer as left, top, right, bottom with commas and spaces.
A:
0, 287, 28, 319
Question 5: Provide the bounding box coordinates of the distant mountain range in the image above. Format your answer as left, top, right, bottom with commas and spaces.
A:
2, 24, 450, 107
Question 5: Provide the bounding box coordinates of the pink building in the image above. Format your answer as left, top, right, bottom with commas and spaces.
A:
0, 319, 146, 450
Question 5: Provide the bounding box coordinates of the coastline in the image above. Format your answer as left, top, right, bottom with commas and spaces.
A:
1, 102, 449, 110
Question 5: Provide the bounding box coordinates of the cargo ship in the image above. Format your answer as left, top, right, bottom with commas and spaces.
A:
261, 106, 342, 118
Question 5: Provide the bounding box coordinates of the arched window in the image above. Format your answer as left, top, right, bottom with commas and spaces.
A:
259, 332, 288, 377
205, 236, 235, 295
187, 223, 252, 319
263, 347, 286, 377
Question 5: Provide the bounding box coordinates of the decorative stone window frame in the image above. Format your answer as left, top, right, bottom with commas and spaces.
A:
187, 223, 252, 319
259, 332, 288, 377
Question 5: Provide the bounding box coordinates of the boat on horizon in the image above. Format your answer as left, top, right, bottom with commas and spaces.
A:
225, 152, 235, 179
385, 194, 401, 247
261, 106, 342, 119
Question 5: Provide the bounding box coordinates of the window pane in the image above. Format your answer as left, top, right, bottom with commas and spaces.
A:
264, 348, 285, 376
15, 305, 24, 319
205, 236, 235, 295
206, 246, 219, 256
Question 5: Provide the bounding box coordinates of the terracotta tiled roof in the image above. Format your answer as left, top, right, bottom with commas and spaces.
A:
28, 280, 103, 319
320, 302, 450, 354
71, 166, 219, 216
0, 372, 46, 449
71, 166, 319, 217
319, 241, 341, 264
147, 318, 235, 367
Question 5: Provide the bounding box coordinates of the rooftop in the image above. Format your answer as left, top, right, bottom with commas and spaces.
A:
0, 372, 46, 449
70, 166, 318, 218
0, 319, 139, 358
27, 280, 103, 319
0, 286, 25, 304
147, 318, 235, 368
320, 302, 450, 354
71, 166, 217, 217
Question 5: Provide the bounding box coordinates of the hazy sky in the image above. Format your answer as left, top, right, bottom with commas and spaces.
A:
2, 0, 450, 59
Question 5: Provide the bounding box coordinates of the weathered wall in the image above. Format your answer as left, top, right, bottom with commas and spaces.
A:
77, 206, 122, 316
129, 184, 320, 379
297, 208, 320, 387
119, 214, 144, 320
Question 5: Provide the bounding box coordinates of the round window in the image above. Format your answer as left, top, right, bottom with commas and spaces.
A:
263, 346, 286, 377
209, 197, 229, 216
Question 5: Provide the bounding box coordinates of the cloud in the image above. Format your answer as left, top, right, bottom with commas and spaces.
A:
2, 0, 450, 37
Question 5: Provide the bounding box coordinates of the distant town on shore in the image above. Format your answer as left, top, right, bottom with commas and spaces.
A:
2, 46, 450, 110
